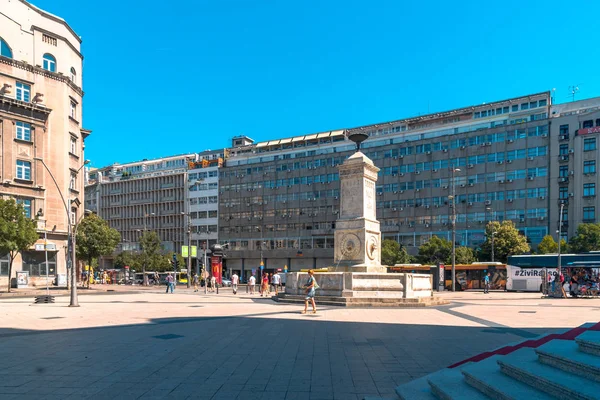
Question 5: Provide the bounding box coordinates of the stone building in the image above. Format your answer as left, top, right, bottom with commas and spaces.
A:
0, 0, 88, 287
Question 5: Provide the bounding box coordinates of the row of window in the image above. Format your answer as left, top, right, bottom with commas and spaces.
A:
189, 196, 219, 205
472, 99, 547, 119
0, 252, 56, 277
188, 170, 219, 181
374, 188, 548, 205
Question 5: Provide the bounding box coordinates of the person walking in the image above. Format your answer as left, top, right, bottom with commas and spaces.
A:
248, 274, 256, 294
484, 272, 491, 294
210, 275, 216, 293
272, 271, 281, 295
261, 272, 270, 297
231, 272, 239, 295
302, 269, 317, 314
165, 273, 174, 294
192, 272, 199, 292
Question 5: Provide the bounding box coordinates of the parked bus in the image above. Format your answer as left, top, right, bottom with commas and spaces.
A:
388, 262, 507, 291
507, 253, 600, 292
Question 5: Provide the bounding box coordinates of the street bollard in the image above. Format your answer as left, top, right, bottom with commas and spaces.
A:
216, 284, 219, 294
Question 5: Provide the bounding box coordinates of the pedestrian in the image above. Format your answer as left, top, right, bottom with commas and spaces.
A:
302, 269, 318, 314
231, 272, 239, 295
210, 275, 216, 293
192, 272, 199, 292
272, 271, 281, 295
102, 270, 108, 284
165, 273, 174, 294
484, 272, 490, 294
154, 271, 160, 285
261, 272, 270, 297
248, 274, 256, 294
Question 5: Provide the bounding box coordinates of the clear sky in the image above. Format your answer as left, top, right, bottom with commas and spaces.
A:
33, 0, 600, 168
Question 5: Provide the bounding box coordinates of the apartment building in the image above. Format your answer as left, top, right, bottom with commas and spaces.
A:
0, 0, 88, 286
219, 92, 552, 277
86, 154, 195, 268
549, 97, 600, 240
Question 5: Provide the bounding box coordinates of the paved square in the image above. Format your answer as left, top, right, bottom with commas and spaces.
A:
0, 288, 597, 399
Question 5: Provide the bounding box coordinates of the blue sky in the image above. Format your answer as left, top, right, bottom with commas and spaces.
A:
34, 0, 599, 168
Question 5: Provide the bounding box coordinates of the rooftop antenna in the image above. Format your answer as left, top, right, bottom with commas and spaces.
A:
568, 85, 580, 102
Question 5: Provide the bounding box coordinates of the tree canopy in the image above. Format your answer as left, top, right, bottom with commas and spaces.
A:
479, 220, 530, 263
537, 235, 567, 254
417, 236, 452, 265
381, 239, 411, 266
453, 246, 476, 264
76, 213, 120, 273
0, 199, 38, 292
569, 223, 600, 253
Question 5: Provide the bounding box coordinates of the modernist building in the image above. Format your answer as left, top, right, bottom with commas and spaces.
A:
219, 92, 553, 277
86, 154, 195, 268
548, 97, 600, 241
0, 0, 88, 287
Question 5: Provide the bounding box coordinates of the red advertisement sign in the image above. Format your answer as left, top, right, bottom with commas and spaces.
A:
579, 127, 600, 135
211, 256, 222, 284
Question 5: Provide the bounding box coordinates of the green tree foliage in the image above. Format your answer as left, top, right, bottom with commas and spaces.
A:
139, 231, 161, 283
76, 214, 120, 285
452, 246, 476, 264
381, 239, 411, 266
536, 235, 568, 254
0, 199, 39, 292
569, 223, 600, 253
417, 236, 452, 265
114, 251, 143, 271
480, 221, 530, 263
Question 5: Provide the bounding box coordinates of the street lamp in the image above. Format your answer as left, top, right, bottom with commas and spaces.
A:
34, 157, 89, 307
181, 211, 193, 288
556, 202, 565, 297
449, 168, 460, 292
485, 207, 497, 263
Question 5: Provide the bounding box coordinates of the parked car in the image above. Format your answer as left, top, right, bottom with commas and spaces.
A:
221, 278, 232, 287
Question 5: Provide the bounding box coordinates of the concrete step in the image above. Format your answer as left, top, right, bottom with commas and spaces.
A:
426, 368, 489, 400
395, 375, 436, 400
460, 355, 553, 400
275, 294, 446, 307
498, 347, 600, 400
535, 339, 600, 382
575, 331, 600, 357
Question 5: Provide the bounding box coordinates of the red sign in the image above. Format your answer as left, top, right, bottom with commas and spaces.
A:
211, 256, 222, 284
579, 127, 600, 135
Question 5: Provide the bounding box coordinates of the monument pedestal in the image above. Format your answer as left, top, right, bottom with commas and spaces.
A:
276, 139, 441, 307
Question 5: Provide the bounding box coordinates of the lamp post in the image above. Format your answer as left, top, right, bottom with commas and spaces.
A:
449, 168, 460, 292
34, 157, 89, 307
556, 202, 565, 297
181, 212, 193, 288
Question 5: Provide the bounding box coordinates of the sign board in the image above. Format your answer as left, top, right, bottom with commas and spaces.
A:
46, 243, 56, 251
579, 127, 600, 135
190, 246, 197, 258
211, 256, 222, 284
182, 246, 189, 258
16, 271, 29, 288
35, 244, 45, 251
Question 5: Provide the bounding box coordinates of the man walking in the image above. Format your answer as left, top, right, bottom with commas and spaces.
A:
192, 272, 199, 292
272, 271, 281, 295
484, 272, 491, 294
248, 274, 256, 294
165, 273, 174, 294
231, 272, 239, 295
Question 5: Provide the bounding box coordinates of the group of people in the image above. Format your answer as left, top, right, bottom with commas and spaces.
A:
246, 271, 282, 296
543, 268, 600, 298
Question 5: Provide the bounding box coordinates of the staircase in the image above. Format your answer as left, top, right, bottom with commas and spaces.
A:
392, 323, 600, 400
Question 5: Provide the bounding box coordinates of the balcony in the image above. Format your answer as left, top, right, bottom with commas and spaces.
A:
559, 155, 569, 163
558, 177, 569, 184
559, 134, 570, 141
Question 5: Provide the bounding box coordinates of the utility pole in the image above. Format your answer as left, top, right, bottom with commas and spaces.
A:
450, 168, 460, 292
204, 241, 208, 294
556, 202, 565, 297
186, 215, 192, 288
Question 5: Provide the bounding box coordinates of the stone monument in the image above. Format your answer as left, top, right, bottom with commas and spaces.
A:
278, 132, 441, 307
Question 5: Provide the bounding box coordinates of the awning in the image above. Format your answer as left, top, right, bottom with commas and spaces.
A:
279, 138, 292, 144
316, 132, 332, 138
291, 136, 306, 142
267, 140, 280, 146
304, 134, 318, 140
255, 142, 269, 148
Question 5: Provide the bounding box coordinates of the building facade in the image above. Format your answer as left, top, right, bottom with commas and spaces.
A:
219, 92, 553, 278
549, 98, 600, 241
0, 0, 88, 287
86, 154, 195, 268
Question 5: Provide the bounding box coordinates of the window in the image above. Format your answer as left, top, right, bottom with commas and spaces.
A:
583, 207, 596, 222
16, 121, 31, 141
559, 144, 569, 156
16, 82, 31, 102
22, 251, 57, 276
0, 37, 12, 58
584, 137, 597, 151
42, 53, 56, 72
70, 172, 77, 190
70, 67, 76, 82
584, 183, 596, 197
539, 99, 547, 107
584, 160, 596, 174
70, 136, 77, 155
16, 160, 31, 180
16, 198, 32, 219
559, 124, 569, 135
512, 105, 519, 112
583, 120, 594, 129
521, 103, 529, 110
559, 187, 569, 199
70, 101, 77, 119
42, 34, 57, 46
559, 166, 569, 178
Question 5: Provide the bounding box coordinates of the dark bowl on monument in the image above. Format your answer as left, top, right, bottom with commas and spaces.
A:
347, 132, 369, 148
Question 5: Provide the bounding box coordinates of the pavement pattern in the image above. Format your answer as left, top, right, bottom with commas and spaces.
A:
0, 287, 598, 399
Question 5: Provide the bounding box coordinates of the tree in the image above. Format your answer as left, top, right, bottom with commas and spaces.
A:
417, 236, 452, 265
569, 223, 600, 253
140, 231, 161, 285
381, 239, 412, 266
451, 246, 476, 264
480, 221, 530, 263
76, 214, 120, 287
114, 251, 143, 271
0, 199, 39, 292
537, 235, 567, 254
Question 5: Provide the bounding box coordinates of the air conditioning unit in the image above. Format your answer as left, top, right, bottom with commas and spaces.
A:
507, 160, 513, 164
478, 220, 484, 224
334, 197, 338, 200
442, 185, 449, 189
468, 202, 473, 206
392, 173, 398, 177
425, 224, 430, 228
443, 149, 448, 153
527, 157, 534, 161
484, 200, 492, 205
392, 208, 397, 211
393, 191, 398, 194
400, 190, 404, 194
399, 207, 404, 211
435, 204, 440, 208
508, 179, 514, 183
538, 216, 546, 221
519, 218, 525, 223
399, 173, 405, 177
539, 196, 546, 200
541, 133, 548, 137
399, 155, 404, 159
460, 146, 466, 150
486, 142, 492, 146
468, 164, 474, 169
570, 171, 575, 176
426, 151, 432, 155
415, 171, 421, 175
569, 149, 575, 154
393, 156, 398, 160
480, 143, 486, 147
570, 193, 574, 197
443, 222, 448, 226
378, 192, 382, 196
433, 169, 438, 173
528, 176, 535, 181
499, 180, 505, 184
425, 205, 430, 209
460, 184, 466, 188
507, 139, 514, 143
416, 188, 420, 192
507, 198, 514, 203
468, 183, 474, 187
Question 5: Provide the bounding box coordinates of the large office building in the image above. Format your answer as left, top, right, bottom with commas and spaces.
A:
0, 0, 88, 287
85, 154, 195, 268
219, 92, 554, 277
